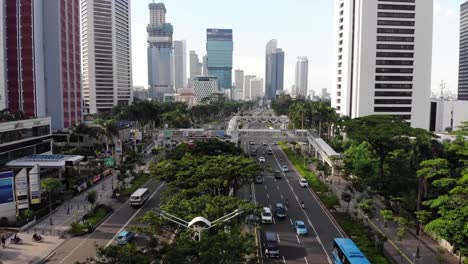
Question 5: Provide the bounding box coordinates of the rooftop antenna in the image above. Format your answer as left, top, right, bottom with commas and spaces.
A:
439, 80, 446, 99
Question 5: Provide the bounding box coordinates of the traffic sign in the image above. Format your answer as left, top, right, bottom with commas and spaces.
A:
104, 157, 115, 168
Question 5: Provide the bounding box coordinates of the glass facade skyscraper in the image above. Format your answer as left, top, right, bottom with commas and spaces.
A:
206, 29, 233, 89
459, 1, 468, 100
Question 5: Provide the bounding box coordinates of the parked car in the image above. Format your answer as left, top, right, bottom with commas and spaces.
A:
258, 156, 266, 163
116, 230, 135, 245
275, 203, 287, 219
299, 178, 309, 187
255, 175, 264, 184
261, 207, 273, 223
294, 221, 308, 236
281, 165, 289, 172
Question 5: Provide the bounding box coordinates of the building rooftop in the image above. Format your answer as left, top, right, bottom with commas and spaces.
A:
6, 154, 84, 168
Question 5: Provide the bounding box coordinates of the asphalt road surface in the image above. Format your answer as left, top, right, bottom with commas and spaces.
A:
45, 180, 165, 264
242, 138, 345, 264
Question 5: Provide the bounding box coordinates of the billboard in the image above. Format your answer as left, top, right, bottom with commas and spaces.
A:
29, 165, 41, 204
0, 171, 14, 205
15, 169, 29, 209
115, 139, 122, 155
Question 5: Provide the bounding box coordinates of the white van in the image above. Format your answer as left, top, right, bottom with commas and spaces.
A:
130, 188, 149, 207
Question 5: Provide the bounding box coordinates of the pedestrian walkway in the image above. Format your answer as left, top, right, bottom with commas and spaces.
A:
322, 172, 459, 264
0, 234, 62, 264
30, 174, 118, 236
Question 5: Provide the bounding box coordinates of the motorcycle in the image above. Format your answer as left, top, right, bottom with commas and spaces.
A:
10, 236, 23, 244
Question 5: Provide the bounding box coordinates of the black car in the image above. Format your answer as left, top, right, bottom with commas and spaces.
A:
273, 170, 281, 179
255, 175, 264, 184
274, 203, 286, 219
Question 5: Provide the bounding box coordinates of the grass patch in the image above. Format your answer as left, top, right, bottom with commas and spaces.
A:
86, 208, 107, 226
69, 204, 112, 235
120, 173, 150, 197
278, 142, 338, 209
334, 212, 390, 264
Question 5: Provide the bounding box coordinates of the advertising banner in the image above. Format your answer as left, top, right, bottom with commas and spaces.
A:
135, 131, 143, 141
115, 139, 122, 155
15, 169, 29, 209
0, 171, 14, 205
29, 165, 41, 204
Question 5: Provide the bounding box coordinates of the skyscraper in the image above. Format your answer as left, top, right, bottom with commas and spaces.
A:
0, 0, 6, 110
244, 75, 256, 101
193, 76, 219, 104
295, 56, 309, 98
265, 40, 284, 101
189, 51, 202, 78
250, 78, 264, 100
234, 69, 244, 95
43, 0, 83, 130
458, 1, 468, 100
202, 55, 208, 76
81, 0, 133, 114
147, 2, 173, 101
174, 40, 187, 89
206, 29, 233, 89
332, 0, 433, 129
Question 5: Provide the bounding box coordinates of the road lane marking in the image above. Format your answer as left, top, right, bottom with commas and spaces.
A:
281, 194, 284, 199
59, 181, 162, 264
272, 150, 332, 264
304, 257, 309, 264
264, 185, 267, 190
282, 256, 286, 264
277, 233, 280, 243
289, 218, 293, 225
105, 182, 165, 247
267, 193, 270, 200
296, 235, 300, 244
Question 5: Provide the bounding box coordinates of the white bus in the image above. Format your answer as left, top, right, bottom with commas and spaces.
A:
130, 188, 150, 207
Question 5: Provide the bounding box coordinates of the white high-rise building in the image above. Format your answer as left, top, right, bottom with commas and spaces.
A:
174, 40, 187, 89
189, 51, 202, 79
202, 55, 208, 76
81, 0, 132, 114
332, 0, 433, 129
295, 56, 309, 98
235, 69, 244, 92
250, 78, 264, 100
244, 75, 256, 100
193, 76, 219, 104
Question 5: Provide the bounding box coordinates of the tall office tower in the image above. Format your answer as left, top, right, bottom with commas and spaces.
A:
81, 0, 133, 114
193, 76, 219, 104
147, 2, 173, 101
202, 55, 208, 76
250, 77, 264, 100
234, 69, 244, 95
295, 56, 309, 98
244, 75, 256, 100
206, 29, 233, 90
5, 0, 46, 117
174, 40, 187, 88
332, 0, 433, 129
43, 0, 83, 130
189, 51, 202, 78
265, 39, 284, 101
458, 1, 468, 100
0, 0, 6, 110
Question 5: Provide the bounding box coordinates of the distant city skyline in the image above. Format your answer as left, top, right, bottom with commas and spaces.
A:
131, 0, 461, 95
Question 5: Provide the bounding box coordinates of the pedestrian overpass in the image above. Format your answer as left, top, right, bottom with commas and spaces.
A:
227, 115, 290, 131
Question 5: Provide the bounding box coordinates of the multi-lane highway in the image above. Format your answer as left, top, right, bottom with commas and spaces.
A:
45, 180, 165, 263
242, 137, 345, 264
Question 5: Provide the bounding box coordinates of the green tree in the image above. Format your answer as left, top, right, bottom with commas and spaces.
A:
41, 178, 62, 225
416, 158, 450, 216
414, 210, 431, 258
94, 118, 119, 154
394, 216, 409, 241
86, 190, 97, 211
380, 209, 394, 228
344, 115, 412, 190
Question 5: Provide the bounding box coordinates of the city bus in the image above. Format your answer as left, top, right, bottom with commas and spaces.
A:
332, 238, 371, 264
130, 188, 150, 207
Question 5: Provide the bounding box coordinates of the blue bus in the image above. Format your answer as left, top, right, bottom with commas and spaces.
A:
332, 238, 371, 264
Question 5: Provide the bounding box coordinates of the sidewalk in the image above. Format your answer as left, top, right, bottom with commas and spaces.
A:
323, 173, 459, 264
0, 174, 118, 264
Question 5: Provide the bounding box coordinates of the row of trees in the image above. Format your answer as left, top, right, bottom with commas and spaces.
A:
84, 140, 260, 263
342, 116, 467, 262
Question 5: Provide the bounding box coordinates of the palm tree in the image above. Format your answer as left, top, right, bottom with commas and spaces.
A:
94, 119, 119, 155
41, 178, 62, 225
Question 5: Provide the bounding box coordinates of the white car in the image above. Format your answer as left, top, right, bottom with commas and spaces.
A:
259, 156, 266, 163
299, 178, 309, 187
261, 207, 273, 223
281, 165, 289, 172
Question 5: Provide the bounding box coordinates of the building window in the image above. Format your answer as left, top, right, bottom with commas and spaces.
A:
377, 44, 414, 50
375, 83, 413, 89
376, 52, 414, 58
376, 60, 413, 66
377, 36, 415, 42
378, 12, 415, 18
377, 20, 415, 27
376, 68, 413, 74
374, 99, 412, 104
378, 4, 415, 11
377, 28, 415, 34
374, 107, 412, 112
375, 91, 412, 97
375, 76, 413, 82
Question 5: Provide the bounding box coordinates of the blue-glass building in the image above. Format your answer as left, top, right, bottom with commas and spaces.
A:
206, 29, 233, 89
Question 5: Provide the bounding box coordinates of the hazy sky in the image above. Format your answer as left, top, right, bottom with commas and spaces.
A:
131, 0, 461, 95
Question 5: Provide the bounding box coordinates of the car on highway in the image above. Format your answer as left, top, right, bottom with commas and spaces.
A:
299, 178, 309, 187
273, 141, 278, 145
294, 221, 308, 236
281, 165, 289, 172
251, 149, 257, 156
267, 147, 273, 155
262, 231, 280, 258
273, 170, 282, 179
261, 207, 273, 223
116, 230, 136, 245
274, 203, 286, 219
263, 141, 268, 146
258, 156, 266, 163
249, 141, 256, 145
255, 175, 264, 184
